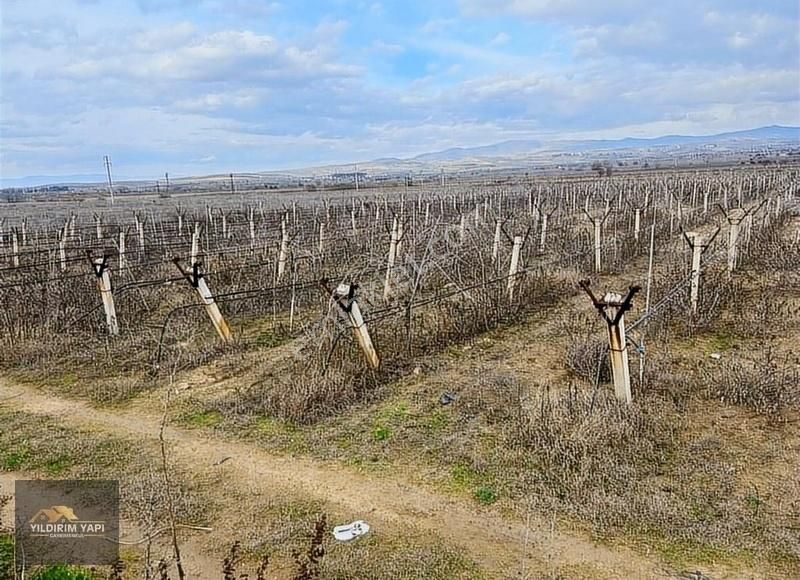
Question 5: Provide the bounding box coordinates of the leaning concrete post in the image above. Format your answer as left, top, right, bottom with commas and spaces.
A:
90, 255, 119, 336
327, 281, 379, 370
174, 259, 232, 343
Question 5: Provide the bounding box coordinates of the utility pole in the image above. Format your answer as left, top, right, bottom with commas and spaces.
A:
579, 280, 640, 404
103, 155, 115, 205
229, 173, 235, 195
165, 172, 170, 195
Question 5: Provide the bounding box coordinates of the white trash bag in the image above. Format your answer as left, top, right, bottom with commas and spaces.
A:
332, 520, 370, 541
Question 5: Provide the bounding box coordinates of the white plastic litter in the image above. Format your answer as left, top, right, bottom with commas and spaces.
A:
332, 520, 370, 541
710, 353, 722, 360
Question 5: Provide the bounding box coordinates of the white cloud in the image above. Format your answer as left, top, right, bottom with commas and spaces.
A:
488, 32, 510, 46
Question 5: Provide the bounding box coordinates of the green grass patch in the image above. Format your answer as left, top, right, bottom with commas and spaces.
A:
708, 331, 737, 352
253, 329, 290, 348
1, 447, 30, 470
422, 409, 450, 433
30, 564, 99, 580
44, 455, 73, 475
449, 464, 480, 490
181, 409, 223, 428
372, 424, 392, 441
0, 534, 13, 580
473, 486, 498, 505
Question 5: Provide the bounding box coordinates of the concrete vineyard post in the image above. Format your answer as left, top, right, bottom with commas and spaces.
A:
331, 282, 380, 370
727, 208, 745, 276
579, 282, 640, 404
507, 235, 522, 300
174, 260, 232, 343
91, 256, 119, 336
383, 216, 399, 301
118, 230, 126, 270
492, 219, 502, 264
687, 232, 703, 314
191, 223, 200, 266
59, 231, 67, 272
277, 218, 289, 281
12, 229, 19, 267
539, 213, 548, 252
594, 220, 602, 273
249, 207, 255, 249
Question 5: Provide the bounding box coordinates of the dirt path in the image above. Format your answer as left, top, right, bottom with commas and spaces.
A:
0, 377, 670, 580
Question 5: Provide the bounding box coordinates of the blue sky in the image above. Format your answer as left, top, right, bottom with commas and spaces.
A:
1, 0, 798, 179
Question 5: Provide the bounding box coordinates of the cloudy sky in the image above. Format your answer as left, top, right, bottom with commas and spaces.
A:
1, 0, 798, 179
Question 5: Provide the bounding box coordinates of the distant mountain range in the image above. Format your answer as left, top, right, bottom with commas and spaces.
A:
3, 125, 798, 189
412, 125, 800, 162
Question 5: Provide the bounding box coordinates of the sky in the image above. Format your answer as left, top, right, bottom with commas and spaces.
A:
1, 0, 799, 179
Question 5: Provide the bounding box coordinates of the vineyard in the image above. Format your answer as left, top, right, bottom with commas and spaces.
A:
1, 165, 799, 579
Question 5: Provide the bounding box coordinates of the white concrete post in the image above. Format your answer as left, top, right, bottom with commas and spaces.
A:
92, 257, 119, 336
492, 219, 502, 263
249, 207, 256, 249
175, 260, 232, 343
727, 208, 745, 275
137, 217, 145, 252
12, 229, 19, 267
383, 217, 399, 300
594, 219, 603, 273
604, 292, 631, 404
507, 235, 522, 300
539, 213, 548, 253
277, 218, 289, 281
396, 218, 404, 261
333, 283, 379, 370
191, 223, 200, 266
118, 230, 126, 270
688, 232, 703, 314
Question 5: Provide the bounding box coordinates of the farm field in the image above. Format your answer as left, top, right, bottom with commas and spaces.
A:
1, 166, 799, 579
